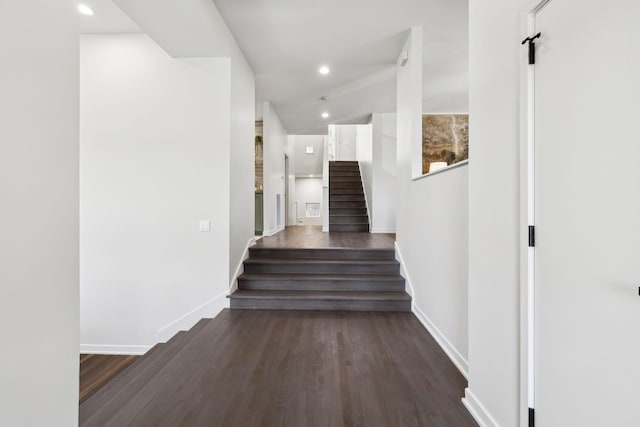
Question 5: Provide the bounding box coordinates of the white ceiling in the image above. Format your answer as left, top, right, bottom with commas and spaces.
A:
213, 0, 469, 134
79, 0, 142, 34
78, 0, 468, 134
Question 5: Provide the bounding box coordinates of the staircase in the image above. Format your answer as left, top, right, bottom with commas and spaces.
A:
228, 246, 411, 311
329, 161, 369, 232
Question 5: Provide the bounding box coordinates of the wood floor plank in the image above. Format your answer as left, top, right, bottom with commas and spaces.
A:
79, 354, 138, 404
80, 309, 477, 426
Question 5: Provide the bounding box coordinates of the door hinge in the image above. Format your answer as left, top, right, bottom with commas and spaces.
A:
529, 407, 535, 427
521, 32, 542, 65
528, 226, 536, 247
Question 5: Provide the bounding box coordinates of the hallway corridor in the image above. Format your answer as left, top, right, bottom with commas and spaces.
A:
80, 309, 476, 426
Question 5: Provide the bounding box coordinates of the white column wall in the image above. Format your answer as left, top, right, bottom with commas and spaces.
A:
0, 1, 80, 425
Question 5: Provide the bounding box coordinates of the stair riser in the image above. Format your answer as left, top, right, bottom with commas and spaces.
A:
244, 263, 399, 275
329, 201, 367, 209
329, 171, 361, 177
238, 279, 405, 292
330, 216, 369, 225
248, 248, 395, 259
330, 224, 370, 232
230, 298, 411, 312
330, 178, 363, 184
329, 182, 364, 189
329, 168, 360, 173
330, 189, 364, 195
330, 195, 365, 202
328, 208, 367, 216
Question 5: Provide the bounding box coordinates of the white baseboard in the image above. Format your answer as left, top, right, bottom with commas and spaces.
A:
229, 237, 257, 293
394, 242, 415, 298
394, 241, 469, 379
156, 291, 228, 343
462, 388, 500, 427
80, 344, 152, 356
413, 304, 469, 378
371, 227, 396, 234
263, 225, 285, 237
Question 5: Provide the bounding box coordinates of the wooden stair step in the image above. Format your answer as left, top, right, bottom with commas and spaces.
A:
238, 273, 405, 292
329, 200, 367, 208
243, 258, 398, 275
330, 194, 365, 202
329, 215, 369, 225
249, 247, 395, 260
330, 224, 370, 232
228, 290, 412, 312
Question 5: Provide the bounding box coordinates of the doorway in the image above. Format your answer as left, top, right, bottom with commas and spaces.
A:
284, 154, 290, 227
522, 0, 639, 425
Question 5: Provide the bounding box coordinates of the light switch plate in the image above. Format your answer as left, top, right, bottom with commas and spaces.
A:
199, 220, 211, 232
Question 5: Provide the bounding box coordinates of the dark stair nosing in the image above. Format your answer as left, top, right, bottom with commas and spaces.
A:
229, 290, 411, 301
249, 247, 395, 260
229, 290, 411, 312
238, 273, 405, 292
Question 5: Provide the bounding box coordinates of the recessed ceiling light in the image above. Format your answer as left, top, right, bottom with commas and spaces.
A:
318, 66, 330, 75
78, 4, 94, 16
321, 112, 330, 119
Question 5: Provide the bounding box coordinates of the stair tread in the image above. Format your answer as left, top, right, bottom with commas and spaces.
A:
229, 290, 411, 301
239, 273, 403, 281
244, 258, 398, 265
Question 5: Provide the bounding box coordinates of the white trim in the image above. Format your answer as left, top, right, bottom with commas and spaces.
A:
370, 227, 396, 234
156, 291, 228, 343
413, 304, 469, 378
394, 242, 415, 299
462, 388, 501, 427
357, 161, 372, 231
322, 226, 329, 232
229, 237, 257, 293
519, 1, 550, 424
263, 225, 285, 237
412, 159, 468, 182
80, 344, 152, 356
395, 241, 468, 378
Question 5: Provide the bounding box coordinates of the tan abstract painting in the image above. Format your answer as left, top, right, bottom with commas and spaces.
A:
422, 114, 469, 174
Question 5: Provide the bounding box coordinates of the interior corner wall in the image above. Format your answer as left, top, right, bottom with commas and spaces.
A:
371, 114, 398, 233
396, 27, 470, 377
80, 34, 231, 351
262, 102, 289, 235
0, 2, 79, 425
465, 0, 527, 425
355, 125, 373, 228
228, 52, 256, 283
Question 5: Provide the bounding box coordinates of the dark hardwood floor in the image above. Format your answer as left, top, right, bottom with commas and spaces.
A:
80, 309, 477, 426
80, 354, 138, 404
254, 225, 395, 249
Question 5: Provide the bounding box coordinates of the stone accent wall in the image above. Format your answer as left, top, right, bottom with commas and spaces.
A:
422, 114, 469, 174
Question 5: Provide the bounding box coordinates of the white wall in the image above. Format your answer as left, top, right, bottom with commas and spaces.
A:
371, 113, 398, 233
464, 0, 526, 425
263, 102, 289, 235
295, 178, 324, 226
355, 124, 373, 228
335, 125, 358, 161
0, 1, 79, 425
396, 28, 469, 379
80, 35, 231, 351
113, 0, 256, 300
